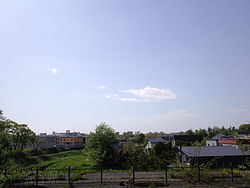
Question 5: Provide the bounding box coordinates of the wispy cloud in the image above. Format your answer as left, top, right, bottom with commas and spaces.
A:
106, 87, 176, 102
155, 110, 199, 119
218, 108, 250, 117
95, 85, 107, 89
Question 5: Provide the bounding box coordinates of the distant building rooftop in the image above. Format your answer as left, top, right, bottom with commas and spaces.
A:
211, 134, 233, 140
218, 139, 237, 145
148, 138, 166, 143
180, 146, 244, 157
38, 130, 86, 137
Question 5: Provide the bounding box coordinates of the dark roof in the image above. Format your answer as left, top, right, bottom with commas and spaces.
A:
211, 134, 233, 140
238, 134, 247, 138
180, 146, 244, 157
148, 138, 165, 143
174, 135, 203, 142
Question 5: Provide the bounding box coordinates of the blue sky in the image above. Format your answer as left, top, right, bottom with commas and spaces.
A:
1, 0, 250, 134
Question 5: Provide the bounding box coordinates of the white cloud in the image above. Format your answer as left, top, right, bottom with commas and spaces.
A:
155, 110, 199, 119
107, 87, 176, 102
217, 108, 250, 116
51, 68, 58, 74
95, 86, 107, 89
224, 109, 249, 114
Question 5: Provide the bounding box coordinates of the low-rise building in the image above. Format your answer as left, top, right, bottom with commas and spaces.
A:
178, 146, 249, 168
146, 137, 169, 152
206, 134, 234, 147
35, 130, 87, 149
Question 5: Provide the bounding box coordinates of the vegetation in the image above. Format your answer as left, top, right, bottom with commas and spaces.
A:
1, 108, 250, 185
154, 142, 176, 165
0, 110, 35, 168
30, 149, 95, 169
238, 124, 250, 134
87, 123, 118, 168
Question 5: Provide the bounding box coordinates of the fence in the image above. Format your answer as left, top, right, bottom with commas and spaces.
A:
1, 165, 250, 186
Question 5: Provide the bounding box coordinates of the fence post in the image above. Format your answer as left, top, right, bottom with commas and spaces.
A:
100, 166, 103, 184
165, 166, 168, 183
36, 166, 39, 186
68, 166, 71, 185
198, 166, 200, 182
231, 163, 233, 182
132, 166, 135, 184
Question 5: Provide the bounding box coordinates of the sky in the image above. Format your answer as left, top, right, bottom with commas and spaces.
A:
0, 0, 250, 134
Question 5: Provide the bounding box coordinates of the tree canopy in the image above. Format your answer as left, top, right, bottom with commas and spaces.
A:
238, 124, 250, 134
0, 110, 35, 167
87, 123, 118, 167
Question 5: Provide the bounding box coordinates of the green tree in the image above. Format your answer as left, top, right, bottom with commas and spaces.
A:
154, 142, 176, 165
134, 132, 145, 146
0, 111, 12, 167
87, 123, 118, 167
238, 124, 250, 134
185, 129, 194, 135
0, 110, 35, 167
10, 123, 35, 152
194, 129, 208, 137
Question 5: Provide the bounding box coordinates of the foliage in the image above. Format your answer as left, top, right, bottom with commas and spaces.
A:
154, 142, 176, 165
134, 132, 145, 146
0, 110, 35, 168
87, 123, 118, 167
238, 124, 250, 134
173, 161, 213, 184
29, 149, 95, 169
120, 146, 157, 170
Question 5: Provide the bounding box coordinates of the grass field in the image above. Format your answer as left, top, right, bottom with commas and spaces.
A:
25, 149, 96, 170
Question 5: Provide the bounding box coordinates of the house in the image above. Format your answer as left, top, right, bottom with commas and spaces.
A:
145, 137, 169, 152
206, 134, 234, 147
218, 139, 237, 148
178, 146, 249, 168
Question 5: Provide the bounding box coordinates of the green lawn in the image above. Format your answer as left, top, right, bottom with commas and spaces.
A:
27, 149, 96, 170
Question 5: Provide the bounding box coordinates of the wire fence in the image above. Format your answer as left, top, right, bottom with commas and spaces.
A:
1, 165, 250, 186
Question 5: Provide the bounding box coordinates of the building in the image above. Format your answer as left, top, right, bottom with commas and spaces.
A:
218, 139, 237, 147
178, 146, 249, 168
146, 137, 169, 152
56, 136, 85, 148
35, 130, 87, 149
206, 134, 236, 147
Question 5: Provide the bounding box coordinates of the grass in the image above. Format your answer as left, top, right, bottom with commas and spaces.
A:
26, 149, 96, 170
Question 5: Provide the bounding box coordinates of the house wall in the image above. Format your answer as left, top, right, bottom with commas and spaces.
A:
145, 142, 152, 152
56, 137, 85, 148
206, 140, 218, 146
35, 136, 57, 149
189, 155, 250, 168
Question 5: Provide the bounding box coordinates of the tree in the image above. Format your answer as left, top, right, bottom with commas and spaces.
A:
10, 123, 35, 152
0, 110, 35, 167
134, 132, 145, 146
0, 109, 4, 120
87, 123, 118, 167
238, 124, 250, 134
154, 142, 176, 165
194, 129, 208, 137
185, 129, 194, 135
